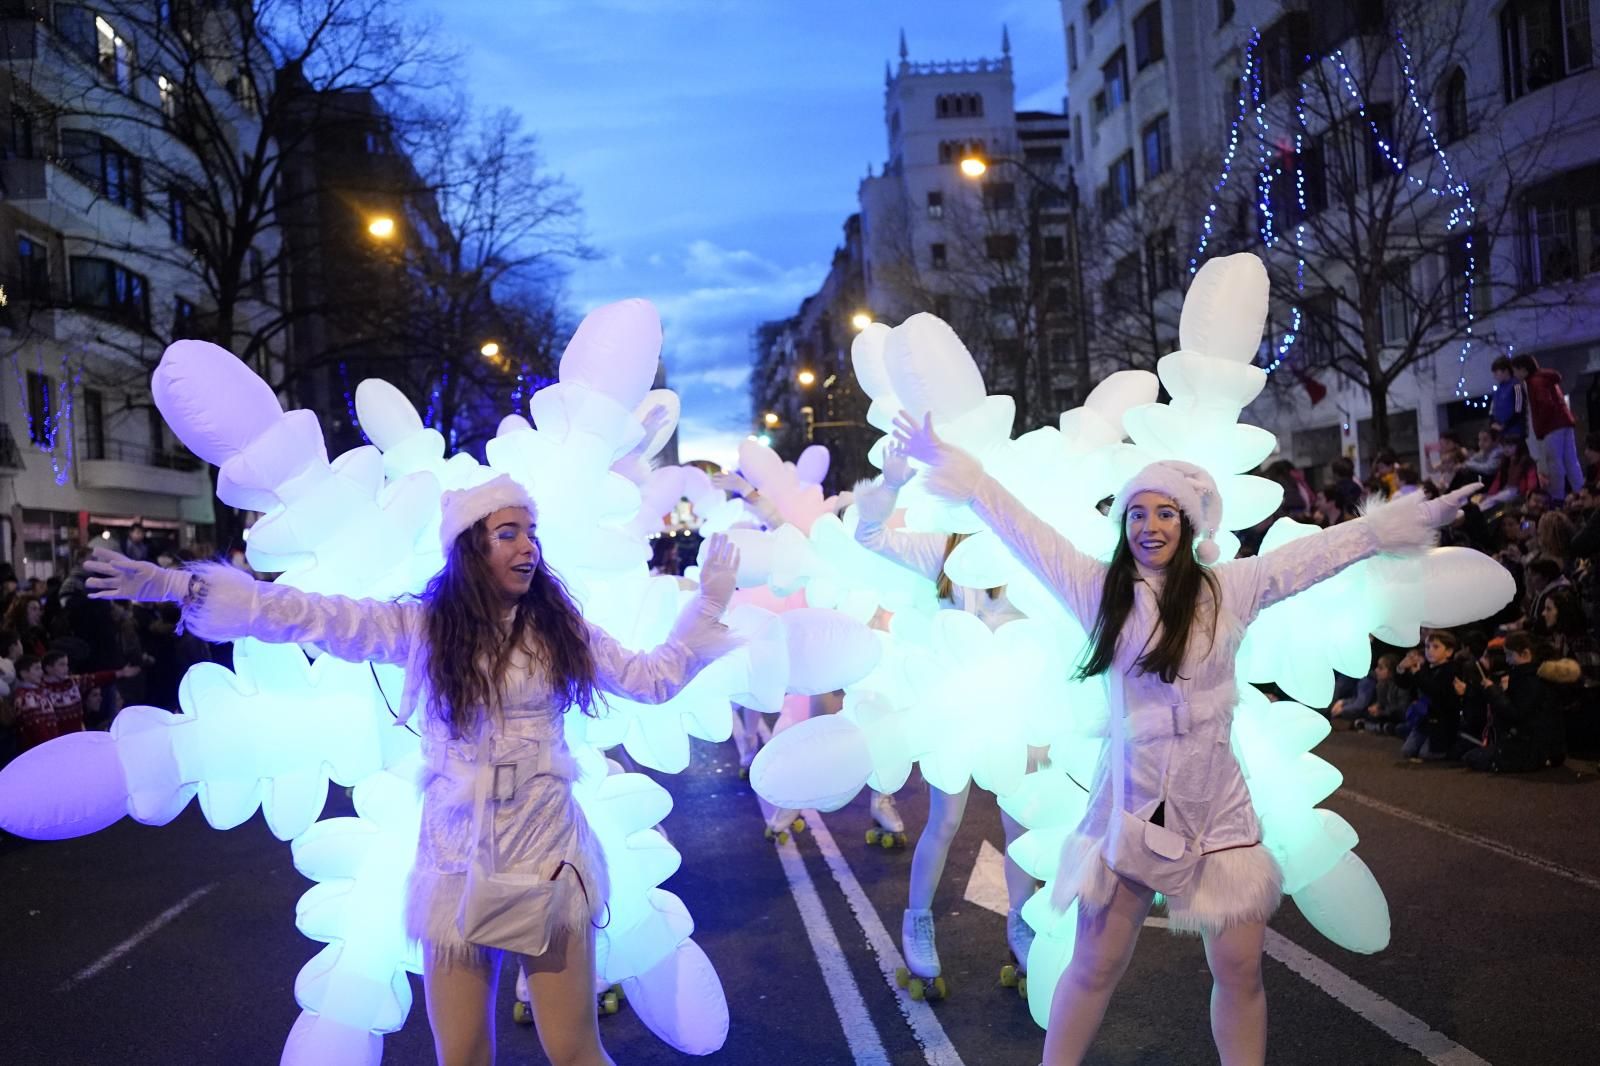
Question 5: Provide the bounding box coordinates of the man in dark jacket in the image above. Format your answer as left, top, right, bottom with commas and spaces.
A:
1465, 633, 1547, 772
1512, 352, 1585, 503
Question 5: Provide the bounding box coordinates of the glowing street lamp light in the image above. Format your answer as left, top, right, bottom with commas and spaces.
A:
762, 411, 780, 427
959, 156, 988, 178
367, 215, 397, 239
757, 433, 773, 447
850, 311, 874, 331
480, 341, 501, 358
797, 369, 816, 387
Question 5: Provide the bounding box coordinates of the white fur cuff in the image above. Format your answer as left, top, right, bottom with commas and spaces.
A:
924, 445, 985, 503
852, 479, 898, 524
1360, 492, 1438, 556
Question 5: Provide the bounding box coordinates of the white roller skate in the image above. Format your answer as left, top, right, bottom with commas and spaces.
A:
763, 807, 806, 844
865, 791, 908, 849
895, 908, 948, 1001
1000, 908, 1034, 998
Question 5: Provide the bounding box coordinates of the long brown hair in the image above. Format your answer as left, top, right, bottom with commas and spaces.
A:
934, 532, 1003, 602
422, 518, 598, 737
1076, 513, 1221, 684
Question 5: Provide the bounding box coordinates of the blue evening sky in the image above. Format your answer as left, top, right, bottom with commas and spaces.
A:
412, 0, 1067, 468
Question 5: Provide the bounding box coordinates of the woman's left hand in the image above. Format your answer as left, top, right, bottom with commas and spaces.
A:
697, 533, 740, 608
1422, 482, 1481, 526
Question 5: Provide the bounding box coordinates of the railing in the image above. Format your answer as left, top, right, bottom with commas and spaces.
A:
87, 439, 203, 471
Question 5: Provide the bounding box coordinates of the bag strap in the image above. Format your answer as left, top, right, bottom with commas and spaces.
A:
1106, 672, 1128, 818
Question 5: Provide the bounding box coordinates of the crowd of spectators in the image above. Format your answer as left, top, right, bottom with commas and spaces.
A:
0, 527, 228, 766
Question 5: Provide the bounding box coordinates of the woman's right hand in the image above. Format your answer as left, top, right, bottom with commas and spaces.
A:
880, 441, 913, 489
712, 471, 755, 500
84, 547, 192, 603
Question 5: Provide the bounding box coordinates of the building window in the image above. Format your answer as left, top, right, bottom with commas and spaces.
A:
936, 93, 984, 119
927, 190, 944, 219
989, 285, 1020, 310
1522, 164, 1600, 285
1145, 227, 1179, 293
1087, 0, 1112, 23
1102, 48, 1129, 113
1072, 115, 1083, 162
1260, 13, 1312, 97
17, 234, 50, 301
168, 187, 188, 244
1043, 235, 1066, 263
1142, 114, 1171, 179
983, 181, 1016, 211
1133, 4, 1165, 71
1107, 151, 1136, 216
95, 15, 133, 92
986, 233, 1019, 261
7, 105, 35, 159
1046, 284, 1069, 311
249, 249, 267, 299
173, 296, 197, 339
933, 293, 952, 319
53, 5, 97, 66
82, 387, 105, 460
26, 370, 52, 445
1068, 24, 1079, 71
157, 74, 177, 124
1103, 252, 1143, 310
227, 75, 260, 118
1219, 0, 1236, 26
1446, 236, 1491, 323
1379, 264, 1412, 344
1501, 0, 1594, 100
147, 404, 164, 454
930, 242, 948, 270
938, 139, 987, 165
59, 130, 143, 214
1441, 68, 1469, 144
69, 256, 150, 328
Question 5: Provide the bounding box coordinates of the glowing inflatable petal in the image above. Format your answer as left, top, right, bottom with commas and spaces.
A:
622, 938, 729, 1056
152, 339, 286, 464
1290, 851, 1391, 954
1420, 547, 1518, 626
0, 732, 129, 839
780, 609, 882, 695
1178, 252, 1269, 363
1084, 369, 1159, 427
850, 322, 896, 402
281, 1011, 382, 1066
883, 313, 986, 420
497, 413, 533, 435
750, 715, 873, 811
634, 389, 681, 455
1024, 904, 1078, 1029
795, 445, 830, 487
557, 298, 662, 409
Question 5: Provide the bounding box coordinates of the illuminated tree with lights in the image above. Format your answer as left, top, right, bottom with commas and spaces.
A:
1197, 5, 1579, 453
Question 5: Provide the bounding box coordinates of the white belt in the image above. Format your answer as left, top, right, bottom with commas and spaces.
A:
428, 739, 581, 802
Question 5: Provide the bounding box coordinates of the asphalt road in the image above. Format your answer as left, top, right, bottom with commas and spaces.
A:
2, 729, 1596, 1065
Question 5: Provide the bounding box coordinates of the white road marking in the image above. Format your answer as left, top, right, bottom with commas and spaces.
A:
806, 810, 969, 1066
1341, 788, 1600, 894
58, 883, 217, 991
961, 838, 1011, 917
772, 830, 890, 1065
1144, 916, 1492, 1065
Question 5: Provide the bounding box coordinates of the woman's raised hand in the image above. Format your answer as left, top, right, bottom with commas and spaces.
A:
84, 547, 192, 603
1423, 482, 1482, 527
880, 441, 913, 489
712, 471, 755, 499
891, 410, 949, 467
697, 533, 740, 608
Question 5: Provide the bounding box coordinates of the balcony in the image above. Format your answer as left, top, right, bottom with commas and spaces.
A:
76, 440, 209, 498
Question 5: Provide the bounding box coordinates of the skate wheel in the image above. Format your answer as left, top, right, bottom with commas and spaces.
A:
895, 833, 908, 848
932, 977, 948, 999
866, 828, 880, 845
599, 990, 620, 1015
774, 830, 789, 844
879, 832, 897, 849
738, 766, 749, 780
908, 977, 926, 1001
1000, 963, 1018, 988
1017, 975, 1028, 998
895, 966, 910, 989
791, 817, 807, 833
513, 1000, 533, 1025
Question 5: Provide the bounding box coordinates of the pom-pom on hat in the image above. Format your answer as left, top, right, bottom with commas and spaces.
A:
1114, 460, 1225, 564
439, 473, 537, 553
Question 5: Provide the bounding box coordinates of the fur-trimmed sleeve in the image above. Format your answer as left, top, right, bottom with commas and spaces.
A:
966, 473, 1105, 625
851, 479, 951, 582
180, 562, 420, 665
588, 592, 742, 704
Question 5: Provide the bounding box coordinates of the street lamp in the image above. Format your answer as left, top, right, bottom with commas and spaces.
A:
958, 153, 1091, 415
480, 341, 501, 358
762, 411, 780, 427
850, 311, 874, 332
797, 369, 816, 387
367, 215, 397, 239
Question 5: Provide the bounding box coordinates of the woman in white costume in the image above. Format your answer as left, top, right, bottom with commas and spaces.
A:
86, 475, 741, 1066
853, 441, 1041, 996
894, 412, 1475, 1065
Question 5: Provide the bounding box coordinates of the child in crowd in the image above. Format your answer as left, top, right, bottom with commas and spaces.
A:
1489, 355, 1527, 444
1395, 631, 1463, 761
12, 655, 53, 751
35, 651, 139, 743
1466, 633, 1547, 773
1513, 352, 1585, 504
1331, 654, 1408, 731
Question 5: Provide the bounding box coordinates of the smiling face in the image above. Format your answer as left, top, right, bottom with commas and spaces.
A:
1124, 490, 1184, 570
484, 506, 540, 602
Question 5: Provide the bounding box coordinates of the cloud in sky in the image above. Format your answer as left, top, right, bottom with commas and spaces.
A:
412, 0, 1067, 465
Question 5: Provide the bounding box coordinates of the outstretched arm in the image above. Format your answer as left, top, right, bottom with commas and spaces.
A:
86, 548, 418, 665
892, 411, 1104, 623
591, 533, 743, 703
1221, 484, 1480, 623
851, 441, 952, 582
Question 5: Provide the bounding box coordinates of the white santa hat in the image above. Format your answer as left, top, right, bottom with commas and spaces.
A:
439, 473, 537, 553
1113, 460, 1225, 564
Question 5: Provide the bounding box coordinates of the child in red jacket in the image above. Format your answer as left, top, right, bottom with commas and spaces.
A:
12, 656, 55, 750
1512, 353, 1585, 503
33, 651, 139, 743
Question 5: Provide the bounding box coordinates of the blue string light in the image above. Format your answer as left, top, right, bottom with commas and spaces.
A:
10, 352, 79, 485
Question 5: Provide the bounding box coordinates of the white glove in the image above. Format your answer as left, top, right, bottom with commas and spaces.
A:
880, 441, 913, 489
696, 532, 740, 610
890, 409, 984, 502
712, 471, 756, 499
85, 547, 192, 603
1421, 482, 1481, 527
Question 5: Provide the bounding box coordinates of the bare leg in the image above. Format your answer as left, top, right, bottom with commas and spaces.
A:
907, 782, 971, 910
1203, 920, 1268, 1066
1041, 876, 1156, 1066
423, 946, 500, 1066
523, 926, 615, 1066
999, 809, 1037, 911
